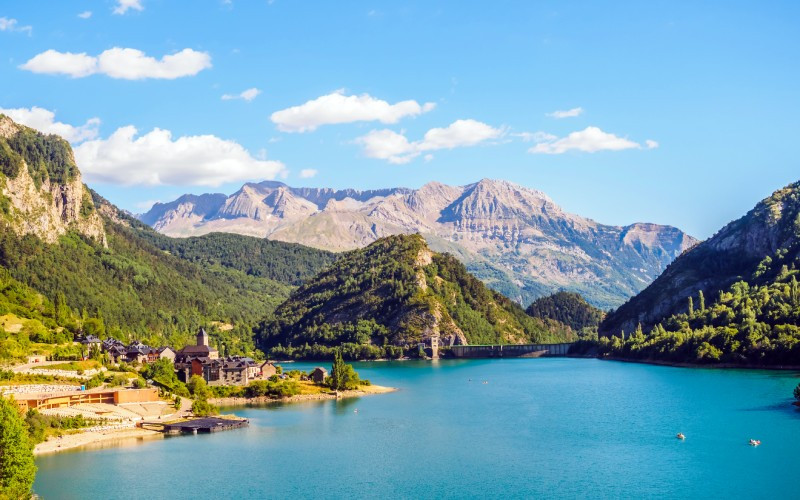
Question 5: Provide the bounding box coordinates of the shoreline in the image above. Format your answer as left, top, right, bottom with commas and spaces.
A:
600, 355, 800, 371
34, 428, 163, 456
210, 384, 397, 406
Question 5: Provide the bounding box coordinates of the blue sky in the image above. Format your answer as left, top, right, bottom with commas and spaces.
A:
1, 1, 799, 238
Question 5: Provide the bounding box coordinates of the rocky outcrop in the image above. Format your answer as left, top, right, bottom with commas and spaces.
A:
0, 116, 105, 245
139, 178, 697, 309
600, 180, 800, 336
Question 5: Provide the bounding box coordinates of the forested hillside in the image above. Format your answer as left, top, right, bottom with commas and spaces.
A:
256, 234, 575, 359
588, 180, 800, 365
137, 231, 336, 286
526, 291, 605, 335
0, 117, 333, 359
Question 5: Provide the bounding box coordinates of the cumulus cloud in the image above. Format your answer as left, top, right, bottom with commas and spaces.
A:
299, 169, 318, 179
271, 90, 436, 133
222, 87, 261, 101
20, 50, 97, 77
20, 48, 211, 80
113, 0, 143, 15
645, 139, 659, 149
357, 119, 503, 164
74, 126, 286, 186
0, 106, 100, 143
527, 126, 651, 154
0, 17, 32, 35
77, 11, 92, 19
546, 107, 584, 119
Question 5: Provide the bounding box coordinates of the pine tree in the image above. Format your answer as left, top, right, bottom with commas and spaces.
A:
698, 291, 705, 313
0, 397, 36, 499
688, 296, 694, 316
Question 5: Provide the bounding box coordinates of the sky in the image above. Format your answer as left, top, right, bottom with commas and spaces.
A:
1, 0, 799, 239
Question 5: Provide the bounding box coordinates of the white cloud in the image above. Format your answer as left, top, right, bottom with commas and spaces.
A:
20, 48, 211, 80
424, 154, 434, 162
271, 90, 436, 133
0, 106, 100, 143
357, 119, 504, 164
113, 0, 143, 15
546, 107, 584, 119
77, 11, 92, 19
0, 17, 32, 35
299, 169, 318, 179
527, 126, 648, 154
645, 139, 659, 149
74, 126, 286, 186
20, 50, 97, 77
222, 87, 261, 101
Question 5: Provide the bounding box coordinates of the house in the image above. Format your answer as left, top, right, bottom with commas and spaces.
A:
191, 357, 221, 383
260, 361, 277, 378
101, 338, 124, 351
107, 345, 127, 364
77, 334, 102, 347
125, 342, 153, 364
309, 367, 328, 384
157, 347, 176, 362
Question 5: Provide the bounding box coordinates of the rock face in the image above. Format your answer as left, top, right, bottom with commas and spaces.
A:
140, 178, 696, 309
0, 116, 105, 245
600, 180, 800, 336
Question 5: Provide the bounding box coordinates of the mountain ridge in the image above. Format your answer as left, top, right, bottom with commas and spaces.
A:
140, 178, 697, 309
600, 180, 800, 337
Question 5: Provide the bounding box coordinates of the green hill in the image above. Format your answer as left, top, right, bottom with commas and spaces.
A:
256, 234, 575, 359
526, 291, 605, 335
0, 116, 334, 360
593, 181, 800, 365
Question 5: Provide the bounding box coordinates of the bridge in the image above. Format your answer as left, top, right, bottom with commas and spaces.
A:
448, 343, 573, 358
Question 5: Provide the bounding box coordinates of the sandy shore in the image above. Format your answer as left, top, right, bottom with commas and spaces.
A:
34, 428, 163, 456
210, 384, 397, 406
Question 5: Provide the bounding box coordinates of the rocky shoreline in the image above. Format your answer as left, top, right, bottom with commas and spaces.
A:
210, 384, 397, 406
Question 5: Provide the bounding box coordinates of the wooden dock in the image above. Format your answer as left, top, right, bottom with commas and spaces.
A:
160, 417, 249, 435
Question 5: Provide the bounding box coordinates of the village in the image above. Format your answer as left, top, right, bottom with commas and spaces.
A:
1, 328, 367, 455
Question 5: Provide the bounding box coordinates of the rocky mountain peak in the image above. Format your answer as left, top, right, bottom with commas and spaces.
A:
140, 177, 697, 309
0, 116, 106, 246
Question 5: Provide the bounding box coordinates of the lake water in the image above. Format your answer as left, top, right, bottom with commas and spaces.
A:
33, 359, 800, 499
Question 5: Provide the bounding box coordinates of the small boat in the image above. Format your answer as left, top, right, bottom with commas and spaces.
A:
749, 439, 761, 446
676, 433, 685, 440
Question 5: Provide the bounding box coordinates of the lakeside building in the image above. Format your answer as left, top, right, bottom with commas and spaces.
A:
185, 356, 276, 386
309, 367, 328, 384
14, 388, 158, 412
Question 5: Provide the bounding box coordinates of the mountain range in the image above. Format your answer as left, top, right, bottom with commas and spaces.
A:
140, 179, 697, 309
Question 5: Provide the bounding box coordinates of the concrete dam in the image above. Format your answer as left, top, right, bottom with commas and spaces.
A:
448, 343, 573, 358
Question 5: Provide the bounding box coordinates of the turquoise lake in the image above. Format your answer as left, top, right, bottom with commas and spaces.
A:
33, 359, 800, 499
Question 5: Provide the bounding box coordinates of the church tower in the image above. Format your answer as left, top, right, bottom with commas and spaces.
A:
197, 328, 209, 347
